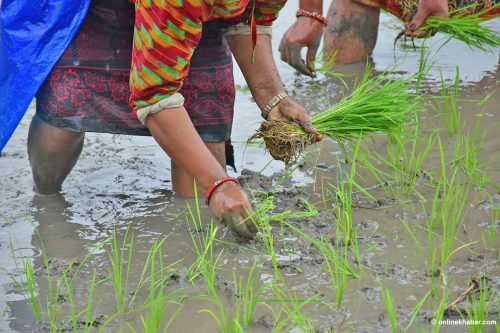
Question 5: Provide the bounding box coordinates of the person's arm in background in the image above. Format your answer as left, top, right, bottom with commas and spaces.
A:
279, 0, 324, 76
227, 33, 320, 137
226, 0, 321, 137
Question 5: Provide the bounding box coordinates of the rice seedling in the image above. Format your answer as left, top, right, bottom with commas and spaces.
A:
232, 261, 267, 329
247, 191, 319, 283
414, 39, 436, 91
107, 227, 134, 314
450, 114, 494, 188
281, 221, 359, 307
423, 136, 476, 286
431, 289, 450, 333
381, 285, 397, 333
318, 139, 373, 250
405, 290, 433, 332
20, 258, 42, 322
8, 227, 107, 332
267, 284, 318, 333
390, 122, 436, 195
458, 278, 496, 333
356, 113, 434, 197
417, 4, 500, 52
481, 199, 499, 251
250, 66, 421, 166
83, 271, 100, 333
63, 273, 107, 333
432, 68, 462, 136
183, 185, 237, 332
185, 184, 219, 284
128, 237, 184, 333
128, 236, 182, 308
320, 237, 350, 307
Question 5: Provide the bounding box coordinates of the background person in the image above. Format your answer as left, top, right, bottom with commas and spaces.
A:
279, 0, 498, 74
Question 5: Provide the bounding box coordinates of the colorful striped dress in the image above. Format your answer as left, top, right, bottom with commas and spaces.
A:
129, 0, 287, 117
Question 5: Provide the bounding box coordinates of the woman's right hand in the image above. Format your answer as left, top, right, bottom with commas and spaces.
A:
208, 181, 257, 239
279, 17, 324, 77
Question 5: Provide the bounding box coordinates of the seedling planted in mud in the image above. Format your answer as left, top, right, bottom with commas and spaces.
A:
282, 221, 359, 307
108, 227, 134, 313
432, 68, 461, 136
266, 284, 318, 333
128, 237, 184, 333
9, 227, 106, 332
185, 186, 238, 333
232, 261, 267, 329
481, 200, 499, 251
457, 278, 496, 333
248, 191, 319, 283
450, 113, 494, 188
381, 285, 397, 333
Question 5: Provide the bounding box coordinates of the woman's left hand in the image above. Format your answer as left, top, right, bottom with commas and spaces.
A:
268, 97, 322, 142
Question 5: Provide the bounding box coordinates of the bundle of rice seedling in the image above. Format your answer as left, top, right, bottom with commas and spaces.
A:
250, 69, 421, 166
417, 4, 500, 51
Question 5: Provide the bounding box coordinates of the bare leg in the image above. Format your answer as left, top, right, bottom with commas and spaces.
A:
323, 0, 380, 64
27, 114, 85, 195
172, 142, 226, 196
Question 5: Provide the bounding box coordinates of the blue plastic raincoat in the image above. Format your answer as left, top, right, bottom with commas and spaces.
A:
0, 0, 91, 154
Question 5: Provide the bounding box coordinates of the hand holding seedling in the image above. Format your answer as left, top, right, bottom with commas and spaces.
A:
268, 97, 322, 142
404, 0, 449, 36
227, 34, 319, 139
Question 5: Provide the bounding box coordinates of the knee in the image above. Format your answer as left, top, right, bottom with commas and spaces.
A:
323, 0, 380, 64
29, 115, 84, 152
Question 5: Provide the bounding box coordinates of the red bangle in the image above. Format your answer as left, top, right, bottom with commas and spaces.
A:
296, 9, 328, 27
205, 176, 240, 205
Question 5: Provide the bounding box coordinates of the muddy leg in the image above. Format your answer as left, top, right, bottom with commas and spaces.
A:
323, 0, 380, 64
172, 142, 226, 196
28, 114, 85, 195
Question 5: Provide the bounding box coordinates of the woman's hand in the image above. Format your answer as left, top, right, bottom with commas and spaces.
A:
208, 182, 257, 238
279, 17, 324, 77
268, 97, 323, 142
404, 0, 449, 37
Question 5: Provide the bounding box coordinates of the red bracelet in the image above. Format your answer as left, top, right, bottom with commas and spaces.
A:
205, 176, 240, 205
296, 9, 328, 27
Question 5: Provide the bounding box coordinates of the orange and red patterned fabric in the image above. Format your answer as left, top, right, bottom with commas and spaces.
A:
355, 0, 499, 22
130, 0, 286, 111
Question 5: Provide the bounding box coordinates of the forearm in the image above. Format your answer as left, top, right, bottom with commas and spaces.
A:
226, 34, 284, 111
146, 106, 227, 191
300, 0, 323, 14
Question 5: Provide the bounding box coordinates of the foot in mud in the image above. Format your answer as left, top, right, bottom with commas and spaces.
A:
407, 0, 449, 31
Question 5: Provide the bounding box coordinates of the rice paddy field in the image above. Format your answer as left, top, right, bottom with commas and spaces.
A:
0, 4, 499, 333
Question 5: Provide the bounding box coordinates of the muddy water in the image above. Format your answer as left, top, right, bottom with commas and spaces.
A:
1, 3, 499, 333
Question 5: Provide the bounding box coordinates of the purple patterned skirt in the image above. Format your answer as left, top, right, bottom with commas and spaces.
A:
35, 0, 235, 143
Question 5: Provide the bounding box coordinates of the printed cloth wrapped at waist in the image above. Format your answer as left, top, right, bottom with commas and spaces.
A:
130, 0, 286, 122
